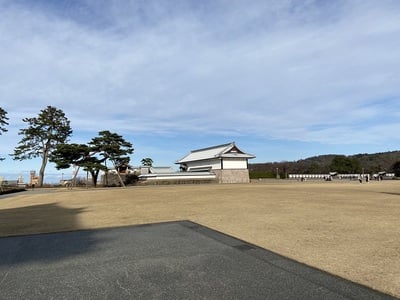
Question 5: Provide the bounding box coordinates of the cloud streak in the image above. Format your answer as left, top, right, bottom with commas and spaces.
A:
1, 0, 400, 177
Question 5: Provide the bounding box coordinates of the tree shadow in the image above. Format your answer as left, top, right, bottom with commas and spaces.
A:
0, 203, 104, 266
0, 188, 26, 196
379, 192, 400, 196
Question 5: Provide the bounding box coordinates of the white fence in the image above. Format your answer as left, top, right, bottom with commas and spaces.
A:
289, 173, 395, 181
289, 174, 330, 180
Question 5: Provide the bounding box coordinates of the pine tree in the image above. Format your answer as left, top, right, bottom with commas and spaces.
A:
12, 106, 72, 186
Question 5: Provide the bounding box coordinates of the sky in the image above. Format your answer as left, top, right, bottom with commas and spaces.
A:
1, 0, 400, 183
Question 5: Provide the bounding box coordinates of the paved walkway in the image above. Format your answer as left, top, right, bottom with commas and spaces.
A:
0, 221, 395, 299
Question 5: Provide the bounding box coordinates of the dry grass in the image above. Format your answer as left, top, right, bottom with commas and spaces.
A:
0, 180, 399, 297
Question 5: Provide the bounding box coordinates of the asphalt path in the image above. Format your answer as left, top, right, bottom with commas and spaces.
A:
0, 188, 54, 200
0, 221, 395, 299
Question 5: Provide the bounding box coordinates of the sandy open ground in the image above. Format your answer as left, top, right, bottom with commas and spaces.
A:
0, 180, 399, 297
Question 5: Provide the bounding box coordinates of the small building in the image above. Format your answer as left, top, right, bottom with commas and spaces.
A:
29, 170, 39, 187
176, 142, 255, 183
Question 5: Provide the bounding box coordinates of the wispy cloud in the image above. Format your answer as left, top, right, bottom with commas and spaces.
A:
1, 0, 400, 177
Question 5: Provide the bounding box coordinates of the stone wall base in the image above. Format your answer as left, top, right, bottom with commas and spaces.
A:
213, 169, 250, 184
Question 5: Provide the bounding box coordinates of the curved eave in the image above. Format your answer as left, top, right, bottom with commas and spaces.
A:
176, 154, 255, 164
220, 154, 256, 159
175, 157, 219, 164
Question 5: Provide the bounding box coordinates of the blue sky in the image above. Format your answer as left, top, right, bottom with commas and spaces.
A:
1, 0, 400, 183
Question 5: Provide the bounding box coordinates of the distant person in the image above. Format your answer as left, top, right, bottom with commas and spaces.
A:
358, 174, 362, 183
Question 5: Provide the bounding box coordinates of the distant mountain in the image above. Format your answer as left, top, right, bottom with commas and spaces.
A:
249, 151, 400, 178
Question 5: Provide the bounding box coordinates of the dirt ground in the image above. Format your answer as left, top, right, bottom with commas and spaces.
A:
0, 180, 399, 297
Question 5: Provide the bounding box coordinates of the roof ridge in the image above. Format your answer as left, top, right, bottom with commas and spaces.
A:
191, 142, 234, 153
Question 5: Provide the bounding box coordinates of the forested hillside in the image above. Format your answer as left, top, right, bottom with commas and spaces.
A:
249, 151, 400, 178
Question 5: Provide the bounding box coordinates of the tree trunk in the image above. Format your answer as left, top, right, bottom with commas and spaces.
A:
104, 160, 108, 186
90, 170, 99, 187
38, 151, 48, 187
72, 166, 80, 187
112, 160, 126, 188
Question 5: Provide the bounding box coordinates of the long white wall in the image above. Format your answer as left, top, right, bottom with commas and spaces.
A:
186, 159, 221, 171
185, 158, 248, 171
222, 158, 248, 169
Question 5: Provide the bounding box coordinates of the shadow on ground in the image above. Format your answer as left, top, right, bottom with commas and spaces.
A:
380, 192, 400, 196
0, 221, 395, 299
0, 203, 86, 237
0, 203, 103, 266
0, 188, 26, 196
